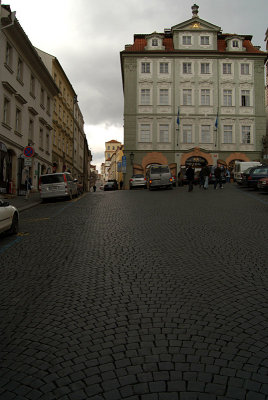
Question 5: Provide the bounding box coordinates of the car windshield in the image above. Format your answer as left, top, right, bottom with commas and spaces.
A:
133, 174, 144, 178
40, 175, 64, 184
252, 168, 268, 175
151, 166, 169, 174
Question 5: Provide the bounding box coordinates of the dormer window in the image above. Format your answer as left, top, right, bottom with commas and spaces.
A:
232, 40, 239, 48
183, 36, 192, 45
200, 36, 209, 45
152, 39, 158, 46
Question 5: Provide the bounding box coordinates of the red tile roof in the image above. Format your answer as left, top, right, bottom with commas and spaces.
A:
125, 34, 265, 54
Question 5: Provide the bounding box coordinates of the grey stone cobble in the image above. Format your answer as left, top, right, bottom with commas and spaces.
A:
0, 185, 267, 399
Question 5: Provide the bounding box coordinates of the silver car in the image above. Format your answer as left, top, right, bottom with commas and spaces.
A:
39, 172, 78, 200
129, 174, 147, 189
147, 165, 173, 190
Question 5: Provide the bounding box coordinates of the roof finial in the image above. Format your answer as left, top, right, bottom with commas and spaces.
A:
191, 4, 199, 18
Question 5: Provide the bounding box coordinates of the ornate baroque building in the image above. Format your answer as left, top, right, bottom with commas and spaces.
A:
120, 4, 267, 182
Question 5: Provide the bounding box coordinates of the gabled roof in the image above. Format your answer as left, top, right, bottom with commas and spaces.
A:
171, 16, 221, 33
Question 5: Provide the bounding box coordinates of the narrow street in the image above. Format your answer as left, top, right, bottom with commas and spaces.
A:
0, 185, 267, 400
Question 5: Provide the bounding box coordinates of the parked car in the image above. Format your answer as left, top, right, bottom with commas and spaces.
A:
234, 161, 261, 183
240, 167, 256, 187
0, 199, 19, 235
39, 172, 78, 200
257, 177, 268, 192
247, 166, 268, 189
147, 165, 173, 190
129, 174, 147, 189
104, 180, 118, 191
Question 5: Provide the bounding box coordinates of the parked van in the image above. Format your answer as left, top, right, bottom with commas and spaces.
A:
234, 161, 262, 184
39, 172, 78, 200
147, 165, 173, 190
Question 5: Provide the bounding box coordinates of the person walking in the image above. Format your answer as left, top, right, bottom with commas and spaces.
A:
93, 184, 96, 192
178, 168, 184, 187
225, 168, 230, 183
25, 175, 32, 199
120, 180, 123, 190
214, 165, 223, 189
199, 168, 204, 189
203, 164, 210, 190
186, 165, 195, 192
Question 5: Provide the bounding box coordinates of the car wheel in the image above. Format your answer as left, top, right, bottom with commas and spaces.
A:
9, 213, 18, 235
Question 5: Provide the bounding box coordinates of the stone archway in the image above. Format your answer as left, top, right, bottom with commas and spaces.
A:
225, 152, 250, 166
180, 147, 213, 166
142, 152, 169, 171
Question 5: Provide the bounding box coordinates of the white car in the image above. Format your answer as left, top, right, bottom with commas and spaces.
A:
0, 199, 19, 235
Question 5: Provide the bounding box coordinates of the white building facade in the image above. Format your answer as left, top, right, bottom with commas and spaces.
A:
0, 5, 58, 194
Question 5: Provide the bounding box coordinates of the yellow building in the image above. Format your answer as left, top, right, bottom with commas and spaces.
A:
109, 144, 124, 184
36, 49, 76, 173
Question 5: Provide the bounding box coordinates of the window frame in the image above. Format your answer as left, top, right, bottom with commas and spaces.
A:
241, 125, 251, 144
159, 62, 169, 74
200, 89, 210, 106
200, 125, 211, 144
200, 63, 210, 74
182, 62, 192, 74
223, 63, 232, 74
141, 62, 151, 74
223, 125, 233, 144
241, 63, 250, 75
182, 125, 193, 144
139, 123, 151, 143
159, 124, 169, 143
223, 89, 233, 107
182, 35, 192, 45
241, 90, 250, 107
182, 89, 192, 106
159, 88, 169, 105
140, 88, 151, 105
200, 36, 210, 45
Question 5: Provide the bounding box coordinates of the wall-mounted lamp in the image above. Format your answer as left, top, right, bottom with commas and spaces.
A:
130, 152, 134, 165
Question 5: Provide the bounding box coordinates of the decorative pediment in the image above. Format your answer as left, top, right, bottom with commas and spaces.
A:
172, 17, 221, 33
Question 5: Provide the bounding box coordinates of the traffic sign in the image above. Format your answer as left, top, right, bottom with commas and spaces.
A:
23, 146, 34, 158
122, 156, 127, 166
24, 158, 32, 166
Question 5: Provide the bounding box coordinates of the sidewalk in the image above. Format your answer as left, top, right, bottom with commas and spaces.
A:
0, 191, 42, 212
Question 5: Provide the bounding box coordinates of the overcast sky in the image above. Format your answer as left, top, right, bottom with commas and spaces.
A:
5, 0, 268, 171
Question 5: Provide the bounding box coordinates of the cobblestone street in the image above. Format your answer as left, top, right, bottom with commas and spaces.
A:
0, 184, 267, 400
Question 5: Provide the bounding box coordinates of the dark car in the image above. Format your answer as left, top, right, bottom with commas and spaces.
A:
240, 167, 257, 187
257, 177, 268, 192
104, 180, 118, 191
247, 166, 268, 189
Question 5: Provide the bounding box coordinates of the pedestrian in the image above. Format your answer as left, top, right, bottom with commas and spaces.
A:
199, 168, 204, 189
25, 175, 32, 199
225, 168, 230, 183
186, 165, 195, 192
120, 180, 123, 190
214, 165, 223, 189
178, 168, 184, 187
203, 164, 210, 190
93, 184, 96, 192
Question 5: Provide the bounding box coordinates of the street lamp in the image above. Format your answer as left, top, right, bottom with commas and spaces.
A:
130, 152, 134, 165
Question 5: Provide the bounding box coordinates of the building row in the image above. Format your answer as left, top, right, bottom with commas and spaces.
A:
120, 4, 268, 183
0, 4, 91, 195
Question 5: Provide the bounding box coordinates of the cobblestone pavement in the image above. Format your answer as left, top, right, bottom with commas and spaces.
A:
0, 184, 267, 400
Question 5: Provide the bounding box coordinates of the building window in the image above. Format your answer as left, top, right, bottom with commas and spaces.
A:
152, 39, 158, 46
223, 63, 232, 74
159, 89, 169, 105
183, 63, 192, 74
140, 89, 150, 105
160, 62, 169, 74
200, 125, 211, 143
29, 119, 34, 143
30, 75, 35, 97
201, 63, 210, 74
241, 63, 250, 75
159, 124, 169, 142
182, 36, 191, 45
3, 97, 10, 126
223, 125, 233, 143
17, 58, 23, 82
40, 88, 45, 107
242, 126, 251, 143
47, 96, 51, 115
39, 127, 44, 149
141, 62, 150, 73
183, 89, 192, 105
5, 42, 12, 68
200, 36, 209, 45
223, 89, 232, 106
46, 130, 49, 152
182, 125, 192, 143
201, 89, 210, 106
15, 108, 22, 132
232, 40, 239, 48
140, 124, 151, 142
241, 90, 250, 106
